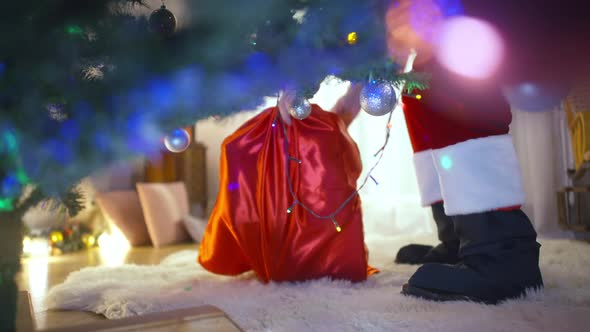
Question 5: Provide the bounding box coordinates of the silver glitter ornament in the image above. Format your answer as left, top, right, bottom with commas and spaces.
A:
149, 5, 177, 38
47, 104, 68, 122
288, 96, 312, 120
164, 128, 191, 153
360, 82, 397, 116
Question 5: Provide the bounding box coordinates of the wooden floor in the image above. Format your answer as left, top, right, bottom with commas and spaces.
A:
17, 244, 243, 331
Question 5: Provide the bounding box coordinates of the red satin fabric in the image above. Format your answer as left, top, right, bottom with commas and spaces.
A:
198, 105, 377, 283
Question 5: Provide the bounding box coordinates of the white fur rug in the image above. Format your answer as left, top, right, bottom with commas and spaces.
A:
46, 235, 590, 332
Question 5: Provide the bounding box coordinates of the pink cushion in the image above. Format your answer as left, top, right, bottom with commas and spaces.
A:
95, 191, 151, 246
136, 182, 191, 248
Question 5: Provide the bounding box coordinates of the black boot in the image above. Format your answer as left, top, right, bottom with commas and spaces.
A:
395, 202, 460, 265
402, 209, 543, 304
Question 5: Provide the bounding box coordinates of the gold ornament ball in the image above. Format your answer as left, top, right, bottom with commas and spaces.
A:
50, 231, 64, 243
347, 32, 358, 45
82, 234, 96, 248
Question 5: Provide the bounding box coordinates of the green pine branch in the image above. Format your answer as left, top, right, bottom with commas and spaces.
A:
14, 185, 85, 220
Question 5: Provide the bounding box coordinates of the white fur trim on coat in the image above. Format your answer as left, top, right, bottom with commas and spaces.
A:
413, 150, 443, 206
432, 134, 525, 216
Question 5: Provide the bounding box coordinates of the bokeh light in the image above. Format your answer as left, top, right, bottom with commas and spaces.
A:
502, 82, 570, 112
386, 0, 463, 63
440, 155, 453, 170
435, 16, 504, 79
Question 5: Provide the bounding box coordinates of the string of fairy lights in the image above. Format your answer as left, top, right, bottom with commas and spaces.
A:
276, 52, 418, 232
275, 91, 397, 232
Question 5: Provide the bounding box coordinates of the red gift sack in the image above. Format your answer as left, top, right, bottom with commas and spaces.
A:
198, 105, 376, 282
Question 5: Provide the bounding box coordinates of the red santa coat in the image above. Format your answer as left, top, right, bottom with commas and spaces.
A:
402, 60, 525, 216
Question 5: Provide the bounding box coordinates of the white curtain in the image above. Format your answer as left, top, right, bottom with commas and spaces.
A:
338, 87, 434, 238
510, 106, 573, 237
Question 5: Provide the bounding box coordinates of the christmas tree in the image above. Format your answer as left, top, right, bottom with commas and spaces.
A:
0, 0, 430, 329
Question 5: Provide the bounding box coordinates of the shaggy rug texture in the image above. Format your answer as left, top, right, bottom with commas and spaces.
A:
46, 235, 590, 332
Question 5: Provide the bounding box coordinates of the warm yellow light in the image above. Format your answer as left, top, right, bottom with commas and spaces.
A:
98, 232, 129, 250
22, 237, 50, 256
97, 232, 108, 248
98, 231, 130, 266
27, 255, 49, 302
336, 226, 342, 232
347, 32, 357, 45
416, 94, 422, 100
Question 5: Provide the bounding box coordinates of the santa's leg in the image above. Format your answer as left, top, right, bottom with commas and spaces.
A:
396, 202, 459, 264
395, 97, 459, 265
399, 90, 543, 304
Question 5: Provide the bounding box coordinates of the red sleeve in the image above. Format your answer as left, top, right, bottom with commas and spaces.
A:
403, 60, 512, 151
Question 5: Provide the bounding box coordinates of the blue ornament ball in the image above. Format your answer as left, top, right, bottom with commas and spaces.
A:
502, 82, 570, 112
360, 81, 397, 116
164, 128, 191, 153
